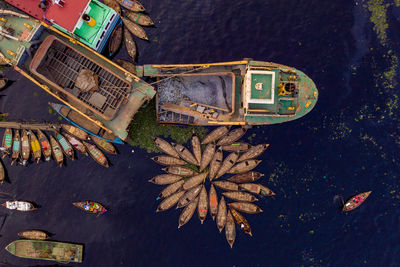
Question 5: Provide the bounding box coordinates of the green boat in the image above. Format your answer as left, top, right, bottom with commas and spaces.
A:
138, 60, 318, 125
0, 11, 155, 141
5, 240, 83, 263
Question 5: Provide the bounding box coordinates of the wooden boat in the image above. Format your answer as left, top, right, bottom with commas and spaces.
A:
2, 201, 36, 211
227, 160, 262, 174
162, 166, 197, 177
216, 152, 239, 178
156, 190, 185, 212
209, 184, 218, 220
201, 126, 230, 145
217, 127, 247, 146
18, 230, 49, 240
121, 17, 148, 41
115, 59, 137, 75
216, 196, 227, 233
73, 201, 107, 215
0, 78, 8, 89
177, 185, 202, 208
10, 130, 20, 166
90, 135, 117, 155
0, 160, 4, 184
228, 202, 263, 214
37, 130, 51, 161
238, 144, 269, 162
200, 143, 215, 172
227, 171, 264, 183
342, 191, 372, 212
109, 23, 123, 56
55, 131, 74, 160
212, 180, 239, 191
149, 174, 182, 185
152, 155, 186, 166
116, 0, 145, 12
178, 197, 199, 228
124, 28, 137, 62
21, 130, 30, 166
221, 142, 251, 152
182, 172, 208, 191
209, 147, 223, 181
239, 183, 275, 197
230, 208, 252, 236
197, 185, 208, 224
157, 180, 184, 200
62, 124, 89, 140
124, 10, 154, 26
103, 0, 121, 14
49, 136, 63, 167
83, 142, 109, 167
191, 133, 202, 166
225, 210, 236, 248
153, 137, 180, 158
2, 128, 12, 158
64, 133, 88, 156
173, 143, 199, 165
28, 131, 41, 164
223, 191, 258, 202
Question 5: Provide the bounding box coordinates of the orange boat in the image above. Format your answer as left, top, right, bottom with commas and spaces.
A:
342, 191, 371, 212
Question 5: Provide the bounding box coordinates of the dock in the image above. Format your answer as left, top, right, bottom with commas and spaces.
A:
0, 121, 62, 131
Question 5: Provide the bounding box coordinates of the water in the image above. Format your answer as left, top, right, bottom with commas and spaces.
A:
0, 0, 400, 266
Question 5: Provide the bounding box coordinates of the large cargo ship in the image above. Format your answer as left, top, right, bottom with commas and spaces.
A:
0, 12, 155, 142
5, 239, 83, 263
138, 61, 318, 125
4, 0, 121, 53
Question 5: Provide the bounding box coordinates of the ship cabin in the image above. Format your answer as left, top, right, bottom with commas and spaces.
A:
4, 0, 120, 53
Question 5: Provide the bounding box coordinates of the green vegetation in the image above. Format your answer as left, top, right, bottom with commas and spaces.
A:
365, 0, 389, 45
128, 99, 207, 152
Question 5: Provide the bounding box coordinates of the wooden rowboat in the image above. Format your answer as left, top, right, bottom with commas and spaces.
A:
230, 208, 252, 236
18, 230, 49, 240
200, 143, 215, 172
221, 142, 251, 152
61, 124, 89, 140
21, 130, 30, 166
103, 0, 121, 14
37, 130, 51, 161
124, 28, 137, 62
2, 128, 12, 158
90, 135, 117, 154
10, 130, 20, 166
201, 126, 230, 145
197, 185, 208, 224
173, 143, 199, 165
73, 201, 107, 215
209, 184, 218, 220
124, 10, 154, 26
227, 171, 264, 183
342, 191, 371, 212
55, 131, 74, 160
225, 210, 236, 248
216, 196, 227, 233
156, 191, 185, 212
28, 130, 41, 163
216, 152, 239, 178
152, 155, 186, 166
49, 135, 63, 167
64, 133, 88, 156
2, 201, 36, 211
209, 147, 223, 181
237, 144, 269, 162
116, 0, 145, 12
153, 137, 180, 158
0, 159, 4, 184
217, 127, 247, 146
162, 166, 197, 177
108, 23, 123, 56
83, 141, 109, 167
191, 133, 202, 166
121, 17, 148, 41
178, 197, 198, 228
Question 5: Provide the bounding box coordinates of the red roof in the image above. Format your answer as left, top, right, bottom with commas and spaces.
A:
5, 0, 91, 32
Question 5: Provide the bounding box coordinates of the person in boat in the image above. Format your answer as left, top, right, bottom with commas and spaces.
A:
240, 223, 245, 229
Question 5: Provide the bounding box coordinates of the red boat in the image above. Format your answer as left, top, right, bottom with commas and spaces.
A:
342, 191, 371, 212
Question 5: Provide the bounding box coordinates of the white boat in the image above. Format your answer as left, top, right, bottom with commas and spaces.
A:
2, 201, 36, 211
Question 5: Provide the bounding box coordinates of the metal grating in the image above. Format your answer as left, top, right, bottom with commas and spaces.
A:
36, 40, 130, 116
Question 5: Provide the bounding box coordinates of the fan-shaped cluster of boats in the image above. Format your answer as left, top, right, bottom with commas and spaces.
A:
105, 0, 154, 61
149, 126, 276, 248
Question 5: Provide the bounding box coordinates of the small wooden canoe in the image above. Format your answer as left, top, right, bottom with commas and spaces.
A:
153, 137, 180, 158
176, 184, 202, 208
173, 143, 199, 165
2, 201, 36, 211
216, 196, 227, 233
230, 208, 252, 236
239, 183, 275, 197
197, 185, 208, 224
49, 135, 63, 167
124, 10, 154, 26
228, 202, 263, 214
116, 0, 145, 12
156, 190, 185, 212
212, 180, 239, 191
121, 17, 148, 41
37, 130, 51, 161
28, 130, 41, 163
227, 160, 262, 174
2, 128, 12, 158
103, 0, 121, 14
225, 210, 236, 248
0, 159, 4, 184
209, 147, 223, 181
152, 155, 186, 166
83, 142, 109, 167
108, 23, 123, 56
73, 201, 107, 215
216, 152, 239, 178
201, 126, 230, 145
209, 184, 218, 220
221, 142, 252, 152
222, 191, 258, 202
21, 130, 30, 166
191, 133, 202, 166
238, 144, 269, 162
124, 28, 137, 62
157, 180, 184, 200
115, 59, 137, 75
18, 230, 49, 240
55, 131, 74, 160
178, 197, 199, 228
149, 174, 182, 185
217, 127, 247, 146
162, 166, 197, 177
64, 133, 88, 156
200, 143, 215, 172
227, 171, 264, 183
10, 130, 20, 166
0, 78, 8, 89
182, 172, 208, 191
61, 124, 89, 140
342, 191, 371, 212
90, 135, 117, 154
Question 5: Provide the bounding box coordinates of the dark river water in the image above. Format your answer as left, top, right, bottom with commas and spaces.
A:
0, 0, 400, 266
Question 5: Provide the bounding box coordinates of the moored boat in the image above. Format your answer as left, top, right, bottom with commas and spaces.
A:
162, 166, 197, 177
217, 127, 247, 146
0, 160, 4, 184
153, 137, 180, 158
182, 172, 208, 191
221, 142, 252, 152
215, 152, 239, 178
2, 201, 36, 211
49, 135, 63, 167
62, 124, 89, 140
18, 230, 49, 240
176, 185, 202, 208
230, 208, 252, 236
227, 159, 262, 174
156, 190, 185, 212
55, 131, 74, 160
178, 197, 199, 228
11, 130, 20, 166
103, 0, 122, 14
201, 126, 230, 145
116, 0, 145, 12
121, 17, 148, 40
200, 143, 216, 172
124, 10, 154, 26
157, 180, 184, 200
209, 147, 223, 181
342, 191, 371, 212
108, 23, 123, 56
222, 191, 258, 202
239, 183, 275, 197
2, 128, 12, 158
209, 184, 218, 220
227, 172, 264, 183
21, 130, 30, 166
89, 135, 117, 154
216, 196, 227, 233
237, 144, 269, 162
37, 130, 51, 161
83, 141, 109, 167
173, 143, 199, 165
191, 133, 202, 166
212, 180, 239, 191
64, 133, 88, 156
28, 130, 41, 163
5, 240, 83, 263
228, 202, 263, 214
0, 78, 8, 89
225, 210, 236, 248
73, 201, 107, 215
197, 185, 208, 224
149, 174, 182, 185
124, 28, 137, 62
